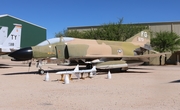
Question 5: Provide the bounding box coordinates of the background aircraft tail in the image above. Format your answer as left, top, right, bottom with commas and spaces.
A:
2, 24, 22, 50
0, 26, 8, 45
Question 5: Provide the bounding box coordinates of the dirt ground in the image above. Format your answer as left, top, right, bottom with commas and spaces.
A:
0, 59, 180, 110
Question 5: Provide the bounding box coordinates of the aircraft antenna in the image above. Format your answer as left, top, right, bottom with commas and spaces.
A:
60, 36, 64, 42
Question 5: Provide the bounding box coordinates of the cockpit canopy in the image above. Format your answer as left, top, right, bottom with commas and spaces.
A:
37, 37, 74, 46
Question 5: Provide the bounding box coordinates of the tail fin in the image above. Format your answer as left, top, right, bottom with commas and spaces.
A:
74, 64, 79, 72
125, 29, 151, 46
2, 24, 22, 50
0, 26, 8, 45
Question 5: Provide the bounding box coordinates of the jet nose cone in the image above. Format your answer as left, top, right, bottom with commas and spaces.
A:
8, 47, 33, 61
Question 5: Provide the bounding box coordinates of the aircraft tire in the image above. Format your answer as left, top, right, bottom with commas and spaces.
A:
120, 68, 128, 72
38, 69, 45, 75
120, 70, 127, 72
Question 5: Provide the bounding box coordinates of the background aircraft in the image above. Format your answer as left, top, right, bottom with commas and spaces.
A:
9, 29, 161, 73
0, 26, 8, 46
0, 24, 22, 55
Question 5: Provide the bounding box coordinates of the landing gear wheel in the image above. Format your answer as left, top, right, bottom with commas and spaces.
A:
86, 64, 92, 69
38, 69, 45, 75
120, 67, 128, 72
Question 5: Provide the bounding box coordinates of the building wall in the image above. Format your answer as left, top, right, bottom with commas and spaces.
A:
149, 22, 180, 36
68, 22, 180, 36
149, 24, 172, 32
68, 26, 99, 32
0, 15, 46, 48
173, 24, 180, 35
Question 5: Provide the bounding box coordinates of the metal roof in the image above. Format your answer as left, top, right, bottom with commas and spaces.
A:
0, 14, 46, 29
68, 21, 180, 29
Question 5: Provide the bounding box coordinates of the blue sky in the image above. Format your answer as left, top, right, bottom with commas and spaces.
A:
0, 0, 180, 39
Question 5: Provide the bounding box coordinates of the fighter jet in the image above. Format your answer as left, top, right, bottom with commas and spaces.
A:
0, 24, 22, 55
9, 29, 161, 74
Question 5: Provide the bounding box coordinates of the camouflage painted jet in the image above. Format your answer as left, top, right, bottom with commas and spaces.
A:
0, 24, 22, 55
9, 29, 160, 74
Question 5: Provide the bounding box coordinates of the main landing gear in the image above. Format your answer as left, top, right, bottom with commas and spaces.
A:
86, 63, 92, 69
37, 60, 45, 75
38, 69, 45, 75
82, 63, 94, 79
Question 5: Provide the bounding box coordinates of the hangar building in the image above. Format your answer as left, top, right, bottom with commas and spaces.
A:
67, 21, 180, 35
0, 14, 46, 48
67, 21, 180, 65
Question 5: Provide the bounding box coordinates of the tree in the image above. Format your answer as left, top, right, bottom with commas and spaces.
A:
151, 31, 180, 52
55, 32, 64, 37
55, 18, 148, 41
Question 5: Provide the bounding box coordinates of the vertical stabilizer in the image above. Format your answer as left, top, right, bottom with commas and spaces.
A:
2, 24, 22, 50
0, 26, 8, 45
125, 30, 151, 46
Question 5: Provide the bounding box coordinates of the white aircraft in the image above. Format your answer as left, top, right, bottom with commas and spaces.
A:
56, 65, 97, 80
0, 26, 8, 46
0, 24, 22, 55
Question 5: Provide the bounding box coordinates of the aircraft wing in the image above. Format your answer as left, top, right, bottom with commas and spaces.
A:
69, 52, 166, 59
122, 53, 167, 58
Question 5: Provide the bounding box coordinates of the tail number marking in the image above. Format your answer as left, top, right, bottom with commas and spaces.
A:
11, 35, 17, 40
9, 43, 14, 46
137, 37, 144, 42
141, 31, 147, 37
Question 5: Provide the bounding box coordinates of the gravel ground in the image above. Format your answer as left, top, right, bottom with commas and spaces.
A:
0, 59, 180, 110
